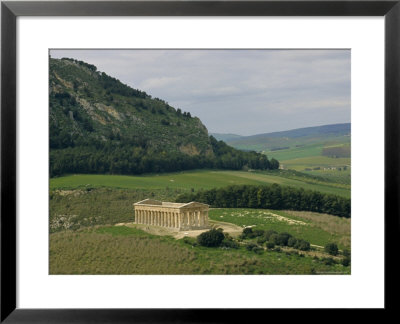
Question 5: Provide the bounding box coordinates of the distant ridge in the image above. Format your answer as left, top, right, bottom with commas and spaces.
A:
210, 133, 243, 142
224, 123, 351, 152
239, 123, 350, 140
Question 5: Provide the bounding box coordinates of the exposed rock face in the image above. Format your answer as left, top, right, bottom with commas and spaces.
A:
49, 57, 213, 155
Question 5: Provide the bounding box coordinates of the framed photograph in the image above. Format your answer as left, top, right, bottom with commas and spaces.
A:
1, 0, 399, 321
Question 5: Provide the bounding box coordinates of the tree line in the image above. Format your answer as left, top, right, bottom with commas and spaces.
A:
50, 137, 279, 177
176, 184, 350, 218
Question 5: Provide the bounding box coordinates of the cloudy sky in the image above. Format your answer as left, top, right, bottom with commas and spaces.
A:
50, 49, 350, 136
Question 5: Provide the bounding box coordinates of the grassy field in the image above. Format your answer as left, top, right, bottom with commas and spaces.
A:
265, 141, 351, 185
49, 168, 351, 275
209, 208, 350, 249
50, 169, 350, 198
50, 224, 350, 274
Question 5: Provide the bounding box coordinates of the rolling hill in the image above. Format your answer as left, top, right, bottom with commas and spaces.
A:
49, 58, 277, 177
224, 123, 350, 152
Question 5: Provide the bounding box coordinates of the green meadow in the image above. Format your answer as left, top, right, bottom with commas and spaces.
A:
209, 208, 350, 249
50, 169, 350, 198
50, 224, 350, 275
265, 141, 351, 185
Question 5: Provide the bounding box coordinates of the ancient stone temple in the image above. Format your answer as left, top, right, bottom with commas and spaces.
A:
133, 199, 209, 231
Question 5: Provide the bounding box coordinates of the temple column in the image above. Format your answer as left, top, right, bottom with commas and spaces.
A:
167, 212, 171, 227
189, 211, 193, 227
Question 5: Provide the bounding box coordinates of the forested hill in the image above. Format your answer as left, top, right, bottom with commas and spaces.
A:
49, 58, 279, 177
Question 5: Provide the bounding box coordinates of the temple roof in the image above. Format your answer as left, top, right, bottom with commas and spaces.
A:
134, 198, 208, 209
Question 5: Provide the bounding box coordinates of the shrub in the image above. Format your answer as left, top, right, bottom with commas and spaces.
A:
197, 228, 225, 247
266, 242, 275, 249
324, 243, 339, 256
342, 248, 351, 258
322, 257, 336, 266
341, 257, 351, 267
246, 243, 258, 251
287, 237, 298, 247
264, 230, 278, 241
276, 232, 292, 246
242, 227, 255, 239
253, 229, 265, 237
220, 238, 239, 249
295, 239, 311, 251
269, 233, 279, 245
257, 237, 267, 244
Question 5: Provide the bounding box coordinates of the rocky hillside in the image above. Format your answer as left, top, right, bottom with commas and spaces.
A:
50, 58, 212, 155
49, 58, 278, 177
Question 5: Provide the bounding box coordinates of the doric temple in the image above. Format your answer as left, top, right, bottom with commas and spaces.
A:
133, 199, 209, 231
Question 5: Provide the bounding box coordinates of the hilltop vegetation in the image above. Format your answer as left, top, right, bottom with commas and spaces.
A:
50, 58, 278, 177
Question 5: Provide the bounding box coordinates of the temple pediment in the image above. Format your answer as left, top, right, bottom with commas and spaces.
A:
179, 202, 209, 209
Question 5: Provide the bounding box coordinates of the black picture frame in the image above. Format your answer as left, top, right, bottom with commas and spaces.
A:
1, 0, 399, 321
